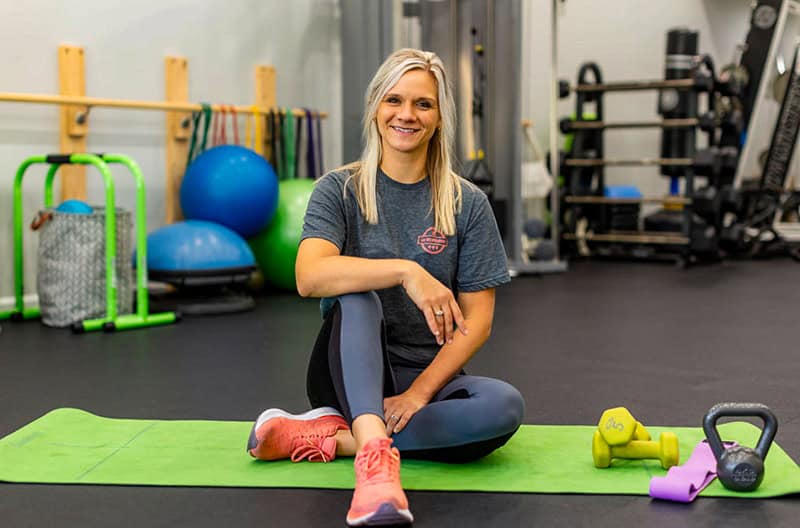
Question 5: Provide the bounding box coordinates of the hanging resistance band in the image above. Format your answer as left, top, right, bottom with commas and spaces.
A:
315, 111, 324, 178
187, 111, 203, 165
269, 111, 283, 178
211, 107, 222, 146
282, 108, 296, 179
186, 103, 213, 166
295, 113, 303, 178
304, 108, 317, 178
198, 104, 212, 153
230, 106, 240, 146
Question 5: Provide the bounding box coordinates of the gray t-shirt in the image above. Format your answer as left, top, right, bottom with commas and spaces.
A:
301, 168, 510, 366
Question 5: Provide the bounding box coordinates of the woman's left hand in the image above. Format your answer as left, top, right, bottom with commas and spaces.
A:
383, 390, 428, 435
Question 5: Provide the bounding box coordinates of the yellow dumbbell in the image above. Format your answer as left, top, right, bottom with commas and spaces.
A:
592, 430, 680, 469
597, 407, 651, 446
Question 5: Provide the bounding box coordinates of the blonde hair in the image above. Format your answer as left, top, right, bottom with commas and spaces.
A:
342, 48, 462, 236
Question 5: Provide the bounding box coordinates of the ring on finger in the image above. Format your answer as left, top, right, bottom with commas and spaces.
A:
390, 414, 398, 421
434, 309, 444, 317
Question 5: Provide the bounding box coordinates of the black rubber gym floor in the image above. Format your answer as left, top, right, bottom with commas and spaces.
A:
1, 259, 798, 527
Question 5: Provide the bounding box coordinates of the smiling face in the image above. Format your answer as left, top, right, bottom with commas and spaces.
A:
376, 68, 441, 161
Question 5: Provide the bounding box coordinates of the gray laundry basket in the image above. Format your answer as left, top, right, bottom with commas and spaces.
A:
36, 207, 134, 328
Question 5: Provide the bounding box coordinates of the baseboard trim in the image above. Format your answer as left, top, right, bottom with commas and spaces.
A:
0, 293, 38, 309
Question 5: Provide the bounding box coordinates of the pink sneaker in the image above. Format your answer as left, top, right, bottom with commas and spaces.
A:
346, 437, 413, 526
247, 407, 348, 462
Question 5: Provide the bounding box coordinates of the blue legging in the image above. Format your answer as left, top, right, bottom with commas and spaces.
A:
306, 292, 525, 462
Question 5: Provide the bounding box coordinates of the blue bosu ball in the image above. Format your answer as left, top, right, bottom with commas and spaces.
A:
180, 145, 279, 238
144, 220, 256, 272
56, 199, 93, 214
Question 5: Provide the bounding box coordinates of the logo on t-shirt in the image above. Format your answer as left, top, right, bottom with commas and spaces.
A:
417, 227, 448, 255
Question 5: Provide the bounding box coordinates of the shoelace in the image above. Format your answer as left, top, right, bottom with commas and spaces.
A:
355, 442, 399, 484
290, 435, 333, 463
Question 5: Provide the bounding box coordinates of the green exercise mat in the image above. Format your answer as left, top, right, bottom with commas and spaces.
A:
1, 408, 799, 497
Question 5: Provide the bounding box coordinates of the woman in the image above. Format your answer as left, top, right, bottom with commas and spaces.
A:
247, 48, 524, 527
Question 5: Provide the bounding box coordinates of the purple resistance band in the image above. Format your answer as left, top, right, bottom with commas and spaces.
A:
314, 112, 324, 177
649, 440, 737, 502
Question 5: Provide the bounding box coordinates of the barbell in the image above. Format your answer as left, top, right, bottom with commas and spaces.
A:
560, 146, 738, 179
558, 73, 714, 99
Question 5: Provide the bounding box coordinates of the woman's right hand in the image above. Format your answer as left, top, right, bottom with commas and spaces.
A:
401, 262, 468, 345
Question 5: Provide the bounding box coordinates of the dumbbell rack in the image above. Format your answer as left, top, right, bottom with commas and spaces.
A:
557, 60, 725, 265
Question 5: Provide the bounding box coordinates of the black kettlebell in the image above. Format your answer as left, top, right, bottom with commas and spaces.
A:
702, 403, 778, 492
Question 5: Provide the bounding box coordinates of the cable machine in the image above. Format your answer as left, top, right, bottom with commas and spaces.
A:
340, 0, 567, 275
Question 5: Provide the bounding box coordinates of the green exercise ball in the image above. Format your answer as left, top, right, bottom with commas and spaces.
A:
249, 178, 316, 290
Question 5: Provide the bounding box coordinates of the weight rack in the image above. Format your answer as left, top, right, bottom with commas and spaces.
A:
556, 35, 743, 265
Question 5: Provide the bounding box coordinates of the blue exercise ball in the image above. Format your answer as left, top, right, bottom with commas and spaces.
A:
143, 220, 256, 272
180, 145, 279, 238
56, 199, 93, 214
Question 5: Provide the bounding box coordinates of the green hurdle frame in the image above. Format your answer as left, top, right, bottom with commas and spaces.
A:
0, 153, 177, 333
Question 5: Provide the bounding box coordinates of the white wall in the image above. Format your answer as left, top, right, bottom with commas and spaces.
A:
0, 0, 342, 301
521, 0, 755, 198
1, 0, 789, 302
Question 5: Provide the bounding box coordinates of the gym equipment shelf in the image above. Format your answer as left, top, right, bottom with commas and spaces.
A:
562, 118, 699, 131
555, 24, 736, 264
564, 76, 713, 94
565, 158, 694, 168
564, 196, 691, 205
564, 232, 690, 245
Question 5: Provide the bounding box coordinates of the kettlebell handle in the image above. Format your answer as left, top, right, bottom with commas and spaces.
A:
703, 403, 778, 462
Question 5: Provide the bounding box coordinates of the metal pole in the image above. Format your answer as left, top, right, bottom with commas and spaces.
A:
565, 157, 694, 167
564, 118, 699, 130
563, 232, 690, 244
550, 0, 561, 260
564, 196, 691, 205
0, 91, 326, 117
569, 78, 701, 93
